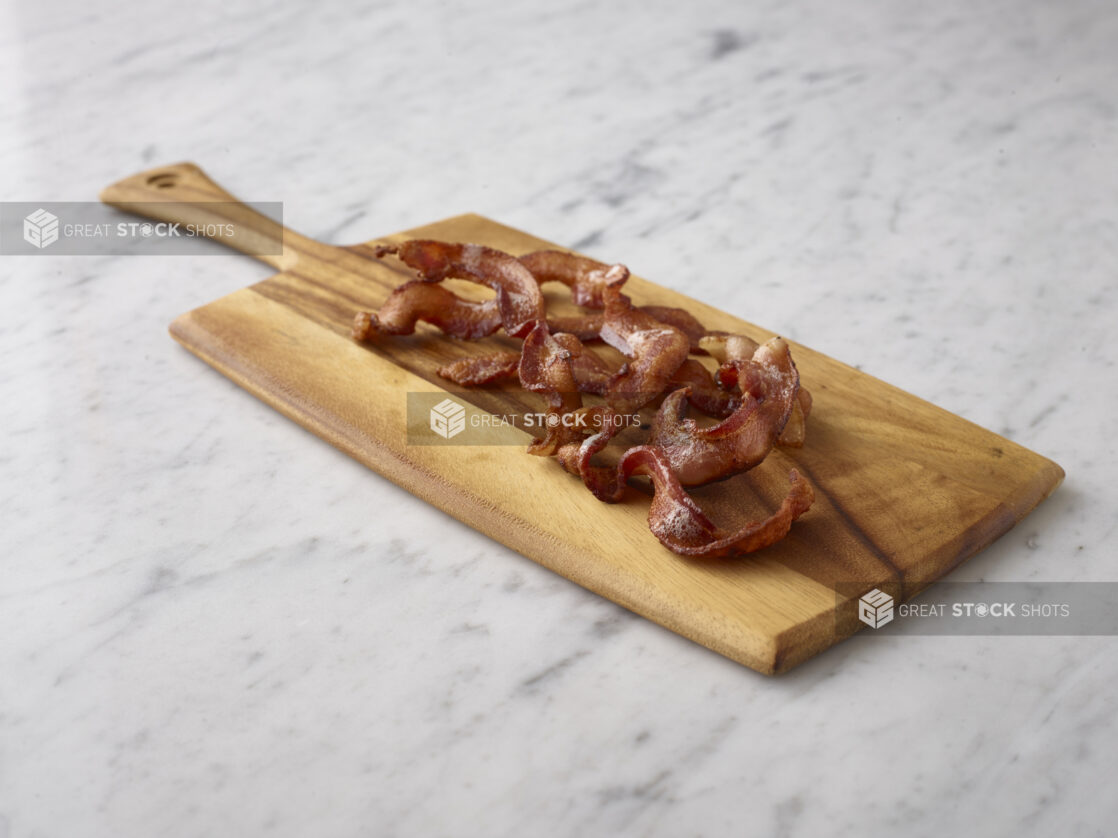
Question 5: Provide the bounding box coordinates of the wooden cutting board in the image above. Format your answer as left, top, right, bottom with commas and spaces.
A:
102, 163, 1064, 675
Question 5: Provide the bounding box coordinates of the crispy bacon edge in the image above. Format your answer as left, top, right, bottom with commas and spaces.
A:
352, 280, 502, 341
544, 305, 707, 352
668, 358, 741, 417
703, 333, 812, 447
437, 352, 521, 386
626, 449, 815, 557
517, 323, 585, 456
519, 250, 627, 308
557, 439, 814, 556
377, 240, 546, 338
599, 280, 691, 413
650, 337, 799, 486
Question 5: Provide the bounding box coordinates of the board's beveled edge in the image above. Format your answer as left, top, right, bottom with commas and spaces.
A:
767, 458, 1065, 675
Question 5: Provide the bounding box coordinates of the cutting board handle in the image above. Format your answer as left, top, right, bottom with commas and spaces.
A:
100, 162, 308, 270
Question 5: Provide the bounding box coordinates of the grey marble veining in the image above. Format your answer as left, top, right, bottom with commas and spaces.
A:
2, 0, 1116, 835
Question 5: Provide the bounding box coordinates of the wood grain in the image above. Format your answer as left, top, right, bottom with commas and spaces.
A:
102, 163, 1064, 674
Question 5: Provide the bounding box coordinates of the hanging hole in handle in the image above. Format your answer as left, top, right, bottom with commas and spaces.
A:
146, 172, 179, 189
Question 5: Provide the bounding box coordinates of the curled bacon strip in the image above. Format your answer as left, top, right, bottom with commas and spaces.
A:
437, 352, 521, 386
556, 409, 627, 502
668, 359, 741, 417
519, 251, 627, 308
551, 333, 613, 396
521, 251, 708, 351
377, 240, 545, 338
547, 312, 605, 341
650, 337, 799, 486
352, 281, 502, 340
703, 333, 813, 448
518, 323, 584, 456
641, 305, 708, 353
623, 448, 815, 557
437, 336, 615, 395
700, 333, 760, 365
558, 440, 814, 556
600, 282, 690, 413
545, 305, 707, 352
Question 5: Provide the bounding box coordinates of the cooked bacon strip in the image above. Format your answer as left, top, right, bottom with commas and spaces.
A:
519, 250, 628, 308
551, 333, 614, 396
518, 323, 584, 456
547, 312, 604, 341
351, 281, 502, 341
622, 448, 814, 557
700, 332, 761, 365
600, 282, 691, 413
641, 305, 708, 353
719, 359, 809, 449
669, 359, 741, 417
547, 305, 707, 352
729, 365, 810, 446
437, 338, 617, 394
376, 240, 545, 338
556, 409, 628, 502
437, 352, 521, 386
558, 440, 814, 555
650, 337, 799, 486
703, 333, 812, 448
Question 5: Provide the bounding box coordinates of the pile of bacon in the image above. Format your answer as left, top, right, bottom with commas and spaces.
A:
353, 240, 815, 557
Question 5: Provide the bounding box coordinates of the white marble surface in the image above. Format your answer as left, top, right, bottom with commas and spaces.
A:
2, 0, 1116, 835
